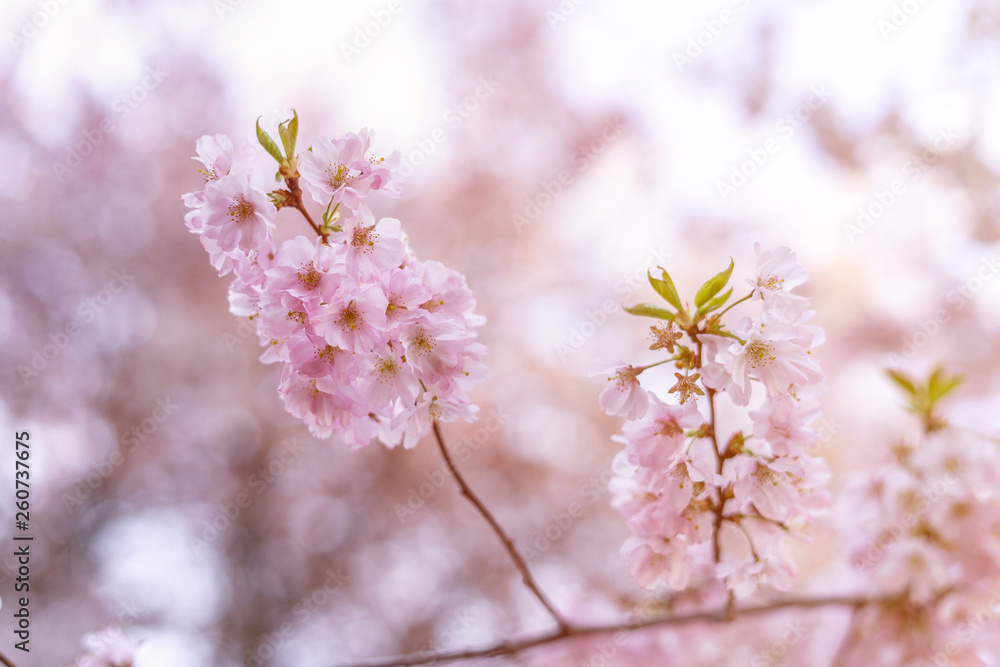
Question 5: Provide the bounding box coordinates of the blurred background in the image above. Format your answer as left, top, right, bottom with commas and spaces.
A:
1, 0, 999, 664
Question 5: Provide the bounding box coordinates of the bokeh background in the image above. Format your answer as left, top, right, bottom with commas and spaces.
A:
1, 0, 1000, 664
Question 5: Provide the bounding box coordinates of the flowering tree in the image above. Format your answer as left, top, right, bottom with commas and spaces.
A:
56, 111, 999, 667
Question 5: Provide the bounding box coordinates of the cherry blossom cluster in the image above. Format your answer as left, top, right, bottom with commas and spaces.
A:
591, 245, 829, 597
838, 371, 1000, 666
183, 115, 487, 447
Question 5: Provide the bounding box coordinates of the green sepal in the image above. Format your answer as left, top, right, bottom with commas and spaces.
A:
886, 366, 964, 433
278, 109, 298, 159
648, 269, 684, 312
927, 367, 963, 404
257, 117, 285, 163
695, 287, 733, 320
623, 303, 676, 321
886, 369, 917, 397
694, 258, 734, 308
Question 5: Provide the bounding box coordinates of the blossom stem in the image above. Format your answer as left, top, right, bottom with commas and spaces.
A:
431, 422, 570, 633
639, 358, 674, 373
698, 337, 726, 567
715, 292, 753, 319
707, 385, 725, 565
333, 593, 895, 667
285, 176, 328, 242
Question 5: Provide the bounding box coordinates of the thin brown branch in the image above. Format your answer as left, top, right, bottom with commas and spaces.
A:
285, 176, 328, 242
334, 593, 889, 667
697, 336, 726, 572
431, 421, 569, 632
0, 650, 19, 667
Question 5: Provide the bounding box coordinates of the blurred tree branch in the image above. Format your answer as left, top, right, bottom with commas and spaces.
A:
335, 592, 903, 667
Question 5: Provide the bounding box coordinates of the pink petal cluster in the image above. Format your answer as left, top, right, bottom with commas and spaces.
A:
184, 130, 486, 448
841, 425, 1000, 665
601, 246, 829, 598
298, 128, 402, 210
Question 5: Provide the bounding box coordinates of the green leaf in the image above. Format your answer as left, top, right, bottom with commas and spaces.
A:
278, 109, 299, 158
648, 269, 684, 312
696, 287, 732, 319
694, 258, 734, 309
287, 109, 298, 154
623, 303, 676, 321
257, 117, 284, 163
886, 369, 917, 397
927, 368, 963, 404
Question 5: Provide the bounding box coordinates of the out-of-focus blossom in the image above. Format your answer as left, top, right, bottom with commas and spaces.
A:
74, 627, 139, 667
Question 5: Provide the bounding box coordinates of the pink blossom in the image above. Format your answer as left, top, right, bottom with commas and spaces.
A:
380, 267, 432, 324
315, 284, 389, 353
412, 259, 487, 327
747, 243, 809, 320
589, 358, 649, 419
713, 318, 821, 402
341, 211, 407, 278
286, 331, 356, 382
750, 388, 823, 456
728, 455, 807, 522
357, 343, 420, 411
298, 129, 401, 209
398, 319, 471, 390
264, 235, 342, 310
201, 172, 276, 254
193, 133, 235, 182
620, 395, 704, 469
280, 367, 361, 439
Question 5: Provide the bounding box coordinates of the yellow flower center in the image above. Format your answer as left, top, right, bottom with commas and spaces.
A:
228, 195, 254, 223
746, 340, 776, 368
